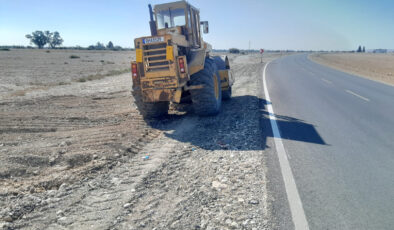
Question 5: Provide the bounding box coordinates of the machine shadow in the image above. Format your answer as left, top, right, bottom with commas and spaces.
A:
262, 110, 326, 145
149, 95, 326, 151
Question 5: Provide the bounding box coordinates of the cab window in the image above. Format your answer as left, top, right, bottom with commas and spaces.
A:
156, 8, 186, 29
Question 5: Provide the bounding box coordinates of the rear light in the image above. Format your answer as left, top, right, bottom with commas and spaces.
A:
178, 58, 185, 73
131, 63, 138, 77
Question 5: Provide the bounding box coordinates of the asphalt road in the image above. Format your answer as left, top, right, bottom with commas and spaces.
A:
263, 54, 394, 230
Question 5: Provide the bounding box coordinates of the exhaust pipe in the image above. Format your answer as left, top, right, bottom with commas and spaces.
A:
148, 4, 157, 36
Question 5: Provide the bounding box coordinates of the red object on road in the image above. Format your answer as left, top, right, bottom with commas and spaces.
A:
260, 49, 264, 54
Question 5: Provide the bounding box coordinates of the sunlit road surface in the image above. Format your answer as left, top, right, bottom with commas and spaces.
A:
264, 54, 394, 229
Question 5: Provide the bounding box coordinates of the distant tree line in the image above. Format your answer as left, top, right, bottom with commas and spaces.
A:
227, 48, 300, 54
23, 30, 131, 51
87, 41, 124, 51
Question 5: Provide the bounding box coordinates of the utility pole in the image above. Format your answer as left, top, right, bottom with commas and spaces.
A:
248, 40, 251, 53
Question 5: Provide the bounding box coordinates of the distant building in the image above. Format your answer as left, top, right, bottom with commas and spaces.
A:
373, 49, 387, 53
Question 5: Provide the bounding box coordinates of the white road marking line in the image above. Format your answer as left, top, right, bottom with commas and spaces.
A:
321, 78, 332, 84
345, 89, 370, 102
263, 62, 310, 230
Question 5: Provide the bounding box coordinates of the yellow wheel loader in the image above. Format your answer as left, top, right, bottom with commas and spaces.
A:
131, 1, 234, 118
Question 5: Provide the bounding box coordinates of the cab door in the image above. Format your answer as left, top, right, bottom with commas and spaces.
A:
188, 7, 201, 48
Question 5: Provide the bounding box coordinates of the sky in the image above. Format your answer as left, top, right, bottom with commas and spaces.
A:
1, 0, 393, 50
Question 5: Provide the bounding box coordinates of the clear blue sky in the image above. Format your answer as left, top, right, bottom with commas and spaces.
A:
1, 0, 393, 50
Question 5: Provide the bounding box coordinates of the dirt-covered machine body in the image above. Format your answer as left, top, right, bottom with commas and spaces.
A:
131, 1, 234, 117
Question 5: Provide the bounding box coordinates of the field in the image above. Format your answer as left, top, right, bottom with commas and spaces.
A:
0, 49, 285, 229
0, 49, 142, 194
0, 49, 134, 99
309, 52, 394, 85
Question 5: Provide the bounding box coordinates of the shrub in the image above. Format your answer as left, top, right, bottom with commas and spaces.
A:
229, 48, 240, 54
69, 55, 80, 59
0, 48, 10, 51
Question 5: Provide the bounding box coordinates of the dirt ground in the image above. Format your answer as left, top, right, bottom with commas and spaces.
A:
309, 52, 394, 85
0, 49, 134, 100
0, 49, 283, 229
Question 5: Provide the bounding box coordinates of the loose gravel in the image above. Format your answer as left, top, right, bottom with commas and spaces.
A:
1, 51, 283, 229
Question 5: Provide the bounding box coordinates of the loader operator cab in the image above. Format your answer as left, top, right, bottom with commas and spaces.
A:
153, 1, 209, 48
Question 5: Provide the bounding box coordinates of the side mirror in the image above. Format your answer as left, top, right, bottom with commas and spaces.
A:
200, 21, 209, 34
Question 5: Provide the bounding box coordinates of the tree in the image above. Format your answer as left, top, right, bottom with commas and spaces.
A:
25, 31, 49, 49
25, 30, 63, 49
106, 41, 114, 49
96, 42, 105, 50
48, 31, 64, 48
229, 48, 240, 54
357, 45, 362, 52
362, 46, 365, 53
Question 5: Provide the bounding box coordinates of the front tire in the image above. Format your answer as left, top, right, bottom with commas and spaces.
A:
189, 58, 222, 116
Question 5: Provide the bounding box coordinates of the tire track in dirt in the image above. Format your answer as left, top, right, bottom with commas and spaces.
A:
5, 118, 190, 229
1, 53, 283, 229
0, 74, 165, 225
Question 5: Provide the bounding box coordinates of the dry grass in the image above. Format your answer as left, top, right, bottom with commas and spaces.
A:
9, 85, 51, 97
76, 68, 130, 82
10, 90, 26, 96
309, 53, 394, 85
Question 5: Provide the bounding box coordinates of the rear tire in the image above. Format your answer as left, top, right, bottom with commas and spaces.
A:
132, 89, 169, 119
190, 58, 222, 116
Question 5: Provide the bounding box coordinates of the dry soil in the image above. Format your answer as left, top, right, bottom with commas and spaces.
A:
309, 52, 394, 86
0, 49, 283, 230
